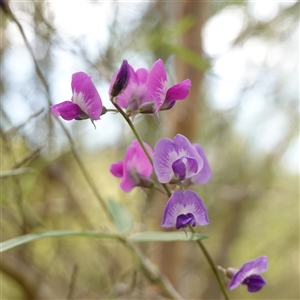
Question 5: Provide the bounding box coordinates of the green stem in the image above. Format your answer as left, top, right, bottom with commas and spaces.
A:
112, 98, 229, 299
111, 99, 172, 196
11, 6, 183, 297
122, 238, 183, 300
189, 227, 230, 300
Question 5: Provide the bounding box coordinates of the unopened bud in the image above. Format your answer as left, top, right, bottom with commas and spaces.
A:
110, 60, 130, 98
0, 0, 9, 14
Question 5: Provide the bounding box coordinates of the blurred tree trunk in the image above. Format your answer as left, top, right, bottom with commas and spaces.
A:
158, 1, 207, 291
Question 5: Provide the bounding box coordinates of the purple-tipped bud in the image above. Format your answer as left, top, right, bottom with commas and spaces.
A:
110, 60, 130, 98
0, 0, 9, 14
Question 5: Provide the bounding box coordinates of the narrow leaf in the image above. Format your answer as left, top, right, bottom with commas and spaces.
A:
0, 168, 33, 178
108, 199, 133, 234
0, 230, 118, 252
128, 231, 207, 242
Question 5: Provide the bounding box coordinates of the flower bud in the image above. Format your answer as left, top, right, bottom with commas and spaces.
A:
110, 60, 130, 98
0, 0, 9, 14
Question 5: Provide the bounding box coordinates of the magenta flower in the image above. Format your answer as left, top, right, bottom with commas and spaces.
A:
110, 140, 153, 192
190, 144, 212, 184
153, 134, 203, 183
147, 59, 191, 112
110, 62, 151, 113
162, 190, 209, 229
51, 72, 102, 121
227, 256, 268, 292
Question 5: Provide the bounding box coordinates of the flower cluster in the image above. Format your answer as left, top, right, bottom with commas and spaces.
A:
50, 58, 268, 294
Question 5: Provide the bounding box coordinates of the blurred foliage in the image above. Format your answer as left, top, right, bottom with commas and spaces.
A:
1, 0, 299, 299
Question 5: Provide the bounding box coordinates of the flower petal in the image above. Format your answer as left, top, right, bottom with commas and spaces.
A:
110, 161, 124, 178
153, 137, 178, 183
116, 66, 149, 110
244, 275, 266, 292
147, 59, 168, 112
50, 101, 81, 120
162, 190, 209, 228
176, 213, 196, 229
71, 72, 102, 120
119, 140, 153, 192
228, 256, 268, 290
173, 134, 203, 177
161, 79, 191, 110
153, 134, 203, 183
191, 144, 212, 184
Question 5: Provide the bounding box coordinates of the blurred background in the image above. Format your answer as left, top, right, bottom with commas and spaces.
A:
1, 1, 299, 299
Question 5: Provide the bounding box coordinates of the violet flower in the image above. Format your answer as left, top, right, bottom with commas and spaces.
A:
153, 134, 203, 184
110, 62, 151, 113
227, 256, 268, 292
51, 72, 102, 121
147, 59, 191, 112
161, 190, 209, 229
190, 144, 212, 184
110, 140, 153, 192
110, 60, 130, 98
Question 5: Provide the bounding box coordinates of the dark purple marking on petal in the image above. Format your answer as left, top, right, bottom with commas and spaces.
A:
161, 190, 209, 228
176, 213, 196, 229
243, 275, 266, 293
172, 158, 187, 180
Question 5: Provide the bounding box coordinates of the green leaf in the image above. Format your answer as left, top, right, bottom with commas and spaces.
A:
107, 199, 133, 234
0, 230, 118, 252
128, 231, 207, 242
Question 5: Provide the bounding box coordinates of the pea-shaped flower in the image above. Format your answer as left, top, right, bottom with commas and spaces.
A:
161, 190, 209, 229
153, 134, 203, 183
110, 62, 151, 113
147, 59, 191, 112
227, 256, 268, 292
51, 72, 102, 121
110, 140, 153, 192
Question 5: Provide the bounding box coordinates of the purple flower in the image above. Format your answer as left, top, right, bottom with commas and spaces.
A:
110, 60, 130, 98
147, 59, 191, 112
161, 190, 209, 229
228, 256, 268, 292
51, 72, 102, 121
153, 134, 203, 183
190, 144, 212, 184
111, 62, 151, 113
110, 140, 153, 192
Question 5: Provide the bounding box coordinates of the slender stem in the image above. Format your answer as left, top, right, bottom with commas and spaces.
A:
189, 227, 229, 300
111, 99, 172, 197
10, 7, 183, 297
122, 238, 183, 300
110, 101, 229, 299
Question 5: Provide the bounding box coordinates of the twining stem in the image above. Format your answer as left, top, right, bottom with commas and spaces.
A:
189, 227, 229, 300
110, 99, 172, 197
9, 5, 183, 298
111, 99, 229, 300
